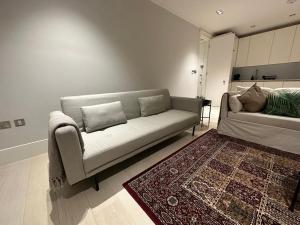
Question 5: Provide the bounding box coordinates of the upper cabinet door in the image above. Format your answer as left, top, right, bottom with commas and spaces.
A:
247, 31, 274, 66
235, 37, 250, 67
206, 33, 236, 106
290, 25, 300, 63
269, 26, 296, 64
232, 37, 239, 67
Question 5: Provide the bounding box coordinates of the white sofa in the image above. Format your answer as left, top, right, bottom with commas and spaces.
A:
217, 93, 300, 154
50, 89, 202, 189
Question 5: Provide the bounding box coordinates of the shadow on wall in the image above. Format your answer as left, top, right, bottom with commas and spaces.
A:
0, 0, 199, 149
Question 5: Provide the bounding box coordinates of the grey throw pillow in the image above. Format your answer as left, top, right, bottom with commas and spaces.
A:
238, 84, 267, 112
81, 101, 127, 133
138, 95, 167, 117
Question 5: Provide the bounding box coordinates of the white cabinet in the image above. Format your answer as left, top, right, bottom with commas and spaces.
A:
283, 81, 300, 88
269, 26, 296, 64
235, 37, 250, 67
290, 25, 300, 62
256, 81, 264, 87
247, 31, 274, 66
241, 82, 255, 87
263, 82, 283, 89
230, 81, 265, 91
230, 82, 241, 91
206, 33, 236, 106
234, 24, 300, 67
232, 37, 239, 67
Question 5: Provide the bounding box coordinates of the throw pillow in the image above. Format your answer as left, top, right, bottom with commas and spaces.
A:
81, 101, 127, 133
229, 94, 243, 113
238, 84, 267, 112
138, 95, 167, 117
264, 88, 300, 118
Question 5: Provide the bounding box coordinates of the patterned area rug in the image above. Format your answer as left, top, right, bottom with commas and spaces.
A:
123, 129, 300, 225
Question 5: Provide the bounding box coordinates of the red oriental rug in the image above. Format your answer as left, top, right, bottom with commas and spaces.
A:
123, 129, 300, 225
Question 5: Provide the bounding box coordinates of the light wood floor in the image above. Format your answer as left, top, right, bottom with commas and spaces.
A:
0, 109, 218, 225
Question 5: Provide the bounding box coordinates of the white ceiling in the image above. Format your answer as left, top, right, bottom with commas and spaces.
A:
150, 0, 300, 36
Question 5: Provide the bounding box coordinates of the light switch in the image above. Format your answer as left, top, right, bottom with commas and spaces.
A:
14, 119, 26, 127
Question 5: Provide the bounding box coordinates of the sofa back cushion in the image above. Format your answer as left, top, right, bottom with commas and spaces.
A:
61, 89, 171, 129
81, 101, 127, 133
138, 95, 167, 116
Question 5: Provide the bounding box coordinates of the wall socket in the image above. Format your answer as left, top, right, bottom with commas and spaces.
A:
14, 119, 26, 127
0, 121, 11, 130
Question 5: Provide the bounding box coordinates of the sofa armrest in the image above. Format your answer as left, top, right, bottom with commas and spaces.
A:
55, 126, 86, 185
218, 93, 229, 124
171, 96, 202, 118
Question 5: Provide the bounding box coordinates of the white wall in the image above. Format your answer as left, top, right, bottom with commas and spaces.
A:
198, 40, 210, 97
0, 0, 199, 149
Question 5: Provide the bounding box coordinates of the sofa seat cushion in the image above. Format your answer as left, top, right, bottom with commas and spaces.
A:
228, 111, 300, 131
82, 109, 198, 172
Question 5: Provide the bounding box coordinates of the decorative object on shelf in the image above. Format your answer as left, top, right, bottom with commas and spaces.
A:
263, 75, 277, 80
233, 74, 240, 80
251, 75, 255, 80
255, 69, 259, 80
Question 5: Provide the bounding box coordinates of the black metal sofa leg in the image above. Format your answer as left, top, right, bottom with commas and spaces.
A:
192, 126, 195, 136
93, 175, 99, 191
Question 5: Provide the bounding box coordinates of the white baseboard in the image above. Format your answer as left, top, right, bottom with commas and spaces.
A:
0, 139, 48, 166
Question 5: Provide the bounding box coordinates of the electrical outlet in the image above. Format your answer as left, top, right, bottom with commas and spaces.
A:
0, 121, 11, 129
14, 119, 26, 127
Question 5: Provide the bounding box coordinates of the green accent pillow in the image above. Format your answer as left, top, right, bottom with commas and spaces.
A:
264, 88, 300, 118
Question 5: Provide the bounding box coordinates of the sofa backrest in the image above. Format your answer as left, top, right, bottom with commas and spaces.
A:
61, 89, 171, 128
